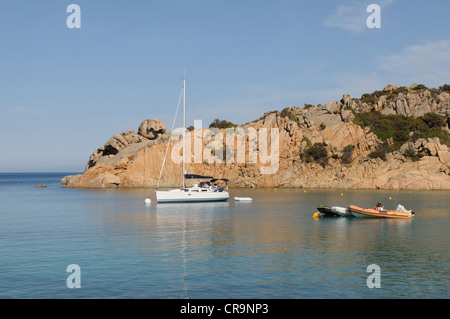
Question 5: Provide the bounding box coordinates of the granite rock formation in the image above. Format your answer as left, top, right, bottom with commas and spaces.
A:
62, 84, 450, 190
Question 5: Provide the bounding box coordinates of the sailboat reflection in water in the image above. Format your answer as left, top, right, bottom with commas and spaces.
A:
155, 78, 230, 203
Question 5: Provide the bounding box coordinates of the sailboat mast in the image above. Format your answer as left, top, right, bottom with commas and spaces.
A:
182, 77, 186, 188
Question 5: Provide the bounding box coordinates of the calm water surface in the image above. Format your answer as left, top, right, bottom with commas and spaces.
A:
0, 173, 448, 298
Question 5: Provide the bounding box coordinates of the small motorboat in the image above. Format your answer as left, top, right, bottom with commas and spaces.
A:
331, 206, 353, 217
348, 205, 414, 219
235, 197, 252, 201
315, 206, 340, 217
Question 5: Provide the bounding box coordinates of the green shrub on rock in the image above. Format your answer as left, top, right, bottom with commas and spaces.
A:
300, 142, 329, 167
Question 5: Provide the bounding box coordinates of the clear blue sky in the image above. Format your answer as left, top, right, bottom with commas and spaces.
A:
1, 0, 449, 172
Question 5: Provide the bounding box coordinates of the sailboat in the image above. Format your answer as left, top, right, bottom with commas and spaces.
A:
155, 78, 230, 203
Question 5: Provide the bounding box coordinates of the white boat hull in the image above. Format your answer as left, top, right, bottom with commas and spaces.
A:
156, 189, 229, 203
331, 206, 353, 217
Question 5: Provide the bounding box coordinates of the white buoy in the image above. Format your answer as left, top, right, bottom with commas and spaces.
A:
144, 198, 151, 204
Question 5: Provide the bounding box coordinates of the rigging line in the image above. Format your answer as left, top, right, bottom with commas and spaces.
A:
156, 85, 184, 188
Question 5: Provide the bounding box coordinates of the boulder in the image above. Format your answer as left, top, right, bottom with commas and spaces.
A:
340, 109, 354, 122
423, 137, 441, 156
104, 134, 130, 156
340, 94, 351, 107
138, 118, 166, 140
383, 84, 398, 93
325, 100, 342, 114
85, 130, 149, 171
437, 150, 449, 164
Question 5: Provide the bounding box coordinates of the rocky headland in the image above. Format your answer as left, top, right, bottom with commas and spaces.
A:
62, 83, 450, 190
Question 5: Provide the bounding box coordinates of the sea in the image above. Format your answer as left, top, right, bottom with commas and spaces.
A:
0, 172, 448, 299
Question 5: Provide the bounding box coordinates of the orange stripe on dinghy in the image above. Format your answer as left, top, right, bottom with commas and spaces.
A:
348, 205, 412, 219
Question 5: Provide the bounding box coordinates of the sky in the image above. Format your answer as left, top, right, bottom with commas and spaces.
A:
1, 0, 449, 172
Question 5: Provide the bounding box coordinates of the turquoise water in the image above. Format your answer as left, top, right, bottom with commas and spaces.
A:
0, 173, 448, 298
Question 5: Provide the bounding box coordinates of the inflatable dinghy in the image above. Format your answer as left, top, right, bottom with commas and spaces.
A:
348, 205, 414, 219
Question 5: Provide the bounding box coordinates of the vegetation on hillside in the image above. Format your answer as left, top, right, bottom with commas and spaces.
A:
300, 142, 329, 167
280, 107, 303, 127
351, 111, 450, 161
368, 143, 393, 161
209, 118, 237, 129
359, 83, 450, 104
341, 145, 355, 164
353, 112, 450, 149
440, 84, 450, 92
